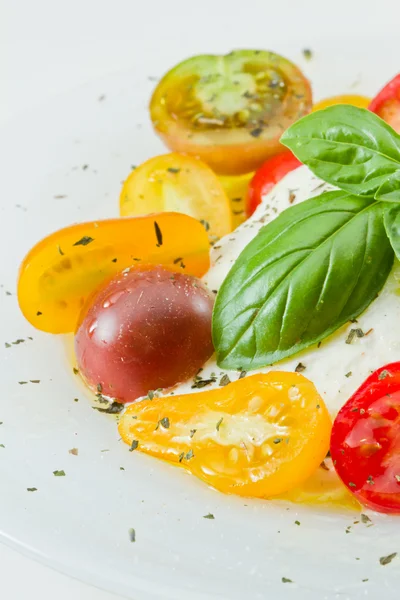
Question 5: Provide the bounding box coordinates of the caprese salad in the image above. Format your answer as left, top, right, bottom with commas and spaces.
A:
17, 50, 400, 514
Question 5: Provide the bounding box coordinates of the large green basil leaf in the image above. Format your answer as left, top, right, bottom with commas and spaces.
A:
376, 171, 400, 202
281, 105, 400, 198
212, 191, 393, 370
384, 202, 400, 259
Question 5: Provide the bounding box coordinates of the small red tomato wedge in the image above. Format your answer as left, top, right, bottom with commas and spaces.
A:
246, 151, 301, 216
369, 74, 400, 133
331, 362, 400, 513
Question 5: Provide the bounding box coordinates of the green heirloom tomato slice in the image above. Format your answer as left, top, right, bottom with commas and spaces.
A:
150, 50, 312, 176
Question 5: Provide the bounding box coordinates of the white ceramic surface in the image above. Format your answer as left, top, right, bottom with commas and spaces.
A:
2, 2, 400, 598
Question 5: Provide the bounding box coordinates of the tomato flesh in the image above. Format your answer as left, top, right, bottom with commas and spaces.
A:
150, 50, 312, 175
119, 372, 331, 497
331, 362, 400, 513
75, 267, 215, 403
18, 213, 210, 334
369, 74, 400, 133
246, 151, 301, 216
120, 153, 232, 244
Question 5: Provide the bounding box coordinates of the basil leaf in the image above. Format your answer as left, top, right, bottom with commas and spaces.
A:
384, 203, 400, 259
376, 171, 400, 202
281, 105, 400, 197
212, 191, 393, 370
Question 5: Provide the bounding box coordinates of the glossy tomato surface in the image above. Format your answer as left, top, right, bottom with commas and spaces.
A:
331, 362, 400, 513
18, 213, 210, 334
75, 267, 215, 403
119, 372, 331, 497
150, 50, 312, 175
369, 74, 400, 132
246, 151, 301, 216
120, 153, 232, 243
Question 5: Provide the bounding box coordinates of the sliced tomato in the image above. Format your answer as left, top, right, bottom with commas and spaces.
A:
119, 372, 331, 498
246, 151, 301, 216
18, 213, 210, 334
331, 362, 400, 513
312, 94, 371, 112
150, 50, 312, 176
369, 74, 400, 132
218, 171, 254, 228
119, 153, 232, 243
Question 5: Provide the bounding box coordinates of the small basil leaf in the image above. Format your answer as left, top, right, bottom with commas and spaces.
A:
212, 191, 393, 370
384, 202, 400, 260
281, 105, 400, 197
376, 171, 400, 202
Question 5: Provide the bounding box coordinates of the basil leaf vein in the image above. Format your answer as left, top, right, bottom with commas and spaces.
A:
281, 105, 400, 198
212, 191, 393, 370
384, 202, 400, 260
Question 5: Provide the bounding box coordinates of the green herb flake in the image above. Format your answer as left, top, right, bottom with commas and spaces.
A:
4, 343, 11, 348
18, 381, 28, 385
294, 520, 300, 526
27, 487, 37, 492
111, 258, 118, 263
73, 236, 94, 247
295, 362, 306, 373
273, 438, 282, 444
178, 452, 185, 463
93, 401, 124, 414
302, 48, 313, 60
216, 417, 223, 431
129, 440, 139, 452
348, 481, 356, 488
0, 444, 5, 448
167, 167, 180, 174
345, 371, 352, 378
203, 513, 215, 519
128, 528, 136, 543
367, 475, 375, 485
200, 219, 210, 232
53, 470, 66, 477
185, 449, 194, 460
147, 390, 155, 400
282, 577, 293, 584
173, 257, 183, 264
57, 245, 64, 256
30, 380, 40, 384
120, 466, 125, 470
250, 127, 263, 138
69, 448, 79, 456
219, 374, 231, 387
239, 370, 247, 379
345, 328, 365, 345
361, 513, 372, 524
159, 417, 170, 429
154, 221, 163, 246
379, 552, 397, 566
378, 369, 391, 380
189, 429, 197, 438
73, 367, 79, 375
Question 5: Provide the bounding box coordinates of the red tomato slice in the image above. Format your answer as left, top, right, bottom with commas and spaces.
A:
246, 151, 301, 216
369, 74, 400, 133
331, 362, 400, 513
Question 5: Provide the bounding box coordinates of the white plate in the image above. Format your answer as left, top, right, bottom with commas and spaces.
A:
1, 7, 400, 599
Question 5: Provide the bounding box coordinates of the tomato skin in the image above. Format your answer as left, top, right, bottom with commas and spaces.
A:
120, 153, 232, 243
119, 371, 331, 497
246, 151, 301, 216
75, 267, 215, 403
312, 94, 370, 112
150, 50, 312, 176
331, 362, 400, 513
17, 213, 210, 334
369, 74, 400, 133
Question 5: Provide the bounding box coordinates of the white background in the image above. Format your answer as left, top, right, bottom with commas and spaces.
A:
1, 0, 395, 598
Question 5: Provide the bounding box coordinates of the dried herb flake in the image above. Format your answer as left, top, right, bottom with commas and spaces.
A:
73, 236, 94, 247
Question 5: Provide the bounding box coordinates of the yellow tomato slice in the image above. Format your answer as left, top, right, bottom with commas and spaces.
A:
312, 94, 371, 112
119, 153, 232, 244
219, 171, 254, 229
119, 372, 331, 498
18, 213, 210, 334
149, 51, 312, 175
